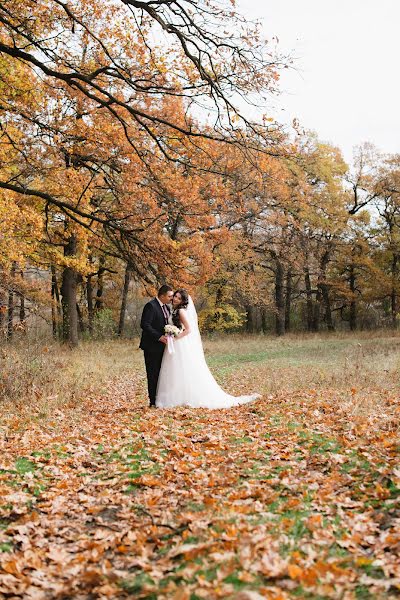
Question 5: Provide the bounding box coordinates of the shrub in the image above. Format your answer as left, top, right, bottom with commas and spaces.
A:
91, 308, 116, 339
198, 304, 246, 332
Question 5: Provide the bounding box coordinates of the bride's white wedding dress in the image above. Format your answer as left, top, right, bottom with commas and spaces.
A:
156, 297, 261, 409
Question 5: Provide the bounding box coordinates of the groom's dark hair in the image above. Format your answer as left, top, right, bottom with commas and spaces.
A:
158, 284, 173, 297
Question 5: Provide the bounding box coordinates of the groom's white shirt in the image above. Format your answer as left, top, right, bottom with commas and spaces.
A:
156, 297, 172, 324
156, 297, 171, 312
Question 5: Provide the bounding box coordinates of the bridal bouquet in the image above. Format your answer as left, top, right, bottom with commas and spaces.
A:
165, 324, 180, 337
164, 324, 181, 354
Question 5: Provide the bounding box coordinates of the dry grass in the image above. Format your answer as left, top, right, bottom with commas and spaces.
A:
0, 340, 140, 425
1, 331, 399, 428
204, 330, 400, 392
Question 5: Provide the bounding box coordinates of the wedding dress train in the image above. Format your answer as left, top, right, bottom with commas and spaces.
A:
156, 297, 261, 409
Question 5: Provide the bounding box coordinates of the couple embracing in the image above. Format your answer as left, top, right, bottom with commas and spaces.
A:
139, 285, 261, 409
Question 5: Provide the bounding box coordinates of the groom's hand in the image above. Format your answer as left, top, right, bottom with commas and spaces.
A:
159, 335, 168, 344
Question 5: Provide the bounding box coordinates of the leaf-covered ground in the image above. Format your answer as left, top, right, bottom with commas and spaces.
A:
0, 334, 399, 599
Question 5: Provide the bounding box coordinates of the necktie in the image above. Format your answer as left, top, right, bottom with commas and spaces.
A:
162, 304, 169, 322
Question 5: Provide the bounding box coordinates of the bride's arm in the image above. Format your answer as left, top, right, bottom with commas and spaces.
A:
176, 309, 191, 339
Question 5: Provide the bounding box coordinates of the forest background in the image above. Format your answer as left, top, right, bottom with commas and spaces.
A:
1, 0, 399, 346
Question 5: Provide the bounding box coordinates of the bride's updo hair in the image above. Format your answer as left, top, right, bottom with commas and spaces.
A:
172, 289, 189, 328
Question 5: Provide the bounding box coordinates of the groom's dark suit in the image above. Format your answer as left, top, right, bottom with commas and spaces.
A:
139, 298, 170, 406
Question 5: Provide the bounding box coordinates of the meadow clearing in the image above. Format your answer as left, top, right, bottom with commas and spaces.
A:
0, 332, 399, 599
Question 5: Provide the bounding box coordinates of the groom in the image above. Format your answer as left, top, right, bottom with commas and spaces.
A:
139, 285, 174, 407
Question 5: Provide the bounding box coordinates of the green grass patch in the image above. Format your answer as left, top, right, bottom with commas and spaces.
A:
15, 457, 36, 474
120, 573, 156, 594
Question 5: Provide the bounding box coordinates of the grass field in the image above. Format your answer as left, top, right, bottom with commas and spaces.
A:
0, 332, 399, 599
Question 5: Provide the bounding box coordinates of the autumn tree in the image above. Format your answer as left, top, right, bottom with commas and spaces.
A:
372, 156, 400, 328
0, 0, 288, 343
345, 146, 400, 328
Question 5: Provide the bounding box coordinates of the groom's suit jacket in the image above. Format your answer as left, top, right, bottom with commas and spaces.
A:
139, 298, 169, 351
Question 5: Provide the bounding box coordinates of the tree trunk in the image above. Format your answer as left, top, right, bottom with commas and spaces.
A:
19, 294, 25, 324
51, 264, 62, 339
86, 275, 94, 334
391, 253, 398, 329
312, 250, 332, 332
261, 308, 267, 333
95, 256, 105, 311
76, 303, 85, 333
118, 264, 131, 336
245, 305, 254, 333
215, 286, 223, 307
18, 269, 25, 327
349, 262, 357, 331
60, 234, 79, 346
274, 259, 285, 336
7, 262, 16, 340
304, 265, 313, 332
0, 270, 6, 331
313, 288, 321, 332
285, 268, 292, 332
320, 251, 334, 331
322, 283, 334, 331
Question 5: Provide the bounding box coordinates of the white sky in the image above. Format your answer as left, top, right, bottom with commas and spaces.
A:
237, 0, 400, 165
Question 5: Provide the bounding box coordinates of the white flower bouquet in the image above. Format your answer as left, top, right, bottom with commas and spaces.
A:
165, 324, 181, 337
164, 324, 181, 354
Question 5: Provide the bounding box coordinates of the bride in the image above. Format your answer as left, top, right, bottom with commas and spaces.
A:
156, 289, 261, 409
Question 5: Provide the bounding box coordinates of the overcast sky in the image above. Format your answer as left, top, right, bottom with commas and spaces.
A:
237, 0, 400, 164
